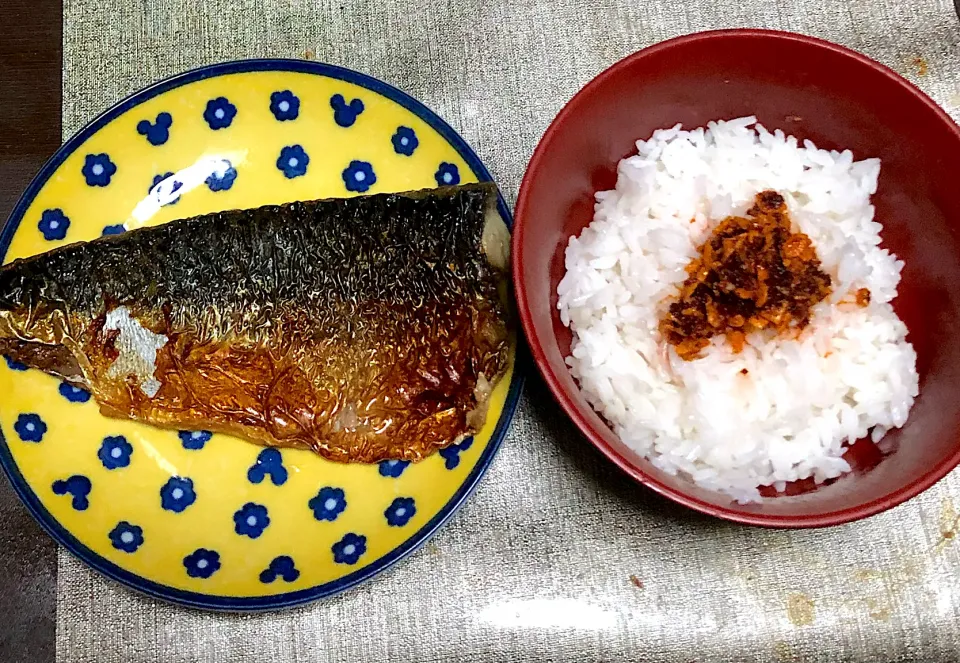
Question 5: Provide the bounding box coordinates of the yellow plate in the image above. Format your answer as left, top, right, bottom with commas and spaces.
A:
0, 60, 521, 611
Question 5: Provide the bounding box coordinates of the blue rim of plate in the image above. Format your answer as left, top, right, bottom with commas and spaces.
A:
0, 58, 524, 612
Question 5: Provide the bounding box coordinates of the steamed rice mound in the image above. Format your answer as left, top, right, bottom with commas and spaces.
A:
556, 116, 919, 503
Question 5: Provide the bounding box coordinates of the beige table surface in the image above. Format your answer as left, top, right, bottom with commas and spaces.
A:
57, 0, 960, 661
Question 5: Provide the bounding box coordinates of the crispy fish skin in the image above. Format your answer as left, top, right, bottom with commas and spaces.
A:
0, 183, 511, 462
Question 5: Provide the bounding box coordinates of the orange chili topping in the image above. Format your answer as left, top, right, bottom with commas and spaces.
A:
659, 191, 833, 360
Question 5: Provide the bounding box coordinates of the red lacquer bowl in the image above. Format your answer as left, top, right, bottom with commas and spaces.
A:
513, 29, 960, 527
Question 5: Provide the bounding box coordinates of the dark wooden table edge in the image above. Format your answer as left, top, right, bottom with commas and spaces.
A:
0, 1, 62, 662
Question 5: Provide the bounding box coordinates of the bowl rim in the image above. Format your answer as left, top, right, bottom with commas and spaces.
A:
512, 28, 960, 528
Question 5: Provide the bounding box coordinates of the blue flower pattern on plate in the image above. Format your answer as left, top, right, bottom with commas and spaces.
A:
150, 172, 182, 205
391, 126, 418, 156
205, 161, 237, 192
0, 70, 514, 610
160, 477, 196, 513
270, 90, 300, 121
38, 208, 70, 241
101, 224, 125, 236
98, 435, 132, 469
308, 487, 346, 522
342, 160, 376, 193
52, 475, 91, 510
82, 153, 117, 187
438, 436, 474, 470
178, 430, 211, 450
4, 356, 27, 371
203, 97, 237, 130
277, 145, 309, 178
378, 459, 410, 478
183, 548, 221, 579
234, 502, 270, 538
260, 556, 300, 584
248, 448, 287, 486
136, 112, 172, 146
109, 521, 144, 553
14, 413, 46, 442
330, 94, 364, 127
384, 497, 416, 527
435, 162, 460, 186
332, 533, 367, 565
59, 382, 91, 403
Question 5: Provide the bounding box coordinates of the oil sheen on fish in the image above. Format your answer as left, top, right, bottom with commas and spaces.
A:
0, 183, 512, 462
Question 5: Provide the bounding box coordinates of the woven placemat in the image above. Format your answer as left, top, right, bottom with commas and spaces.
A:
59, 1, 960, 661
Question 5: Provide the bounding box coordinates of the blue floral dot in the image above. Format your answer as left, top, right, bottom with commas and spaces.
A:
203, 97, 237, 130
136, 112, 172, 145
52, 475, 91, 510
308, 487, 346, 522
342, 160, 376, 193
101, 224, 126, 236
38, 208, 70, 241
259, 555, 300, 583
183, 548, 221, 579
205, 161, 237, 192
248, 448, 287, 486
108, 521, 144, 553
178, 430, 211, 450
14, 413, 46, 443
59, 382, 91, 403
149, 172, 182, 205
160, 476, 196, 513
270, 90, 300, 121
378, 459, 410, 478
435, 162, 460, 187
391, 126, 419, 156
330, 94, 365, 127
98, 435, 132, 470
277, 145, 309, 178
384, 497, 416, 527
4, 356, 27, 371
438, 436, 474, 470
82, 153, 117, 187
332, 532, 367, 565
233, 502, 270, 539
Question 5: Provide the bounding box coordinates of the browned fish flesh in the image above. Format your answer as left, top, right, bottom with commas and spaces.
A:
0, 183, 512, 462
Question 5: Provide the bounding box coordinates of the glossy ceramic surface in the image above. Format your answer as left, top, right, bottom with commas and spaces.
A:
0, 60, 521, 610
513, 29, 960, 527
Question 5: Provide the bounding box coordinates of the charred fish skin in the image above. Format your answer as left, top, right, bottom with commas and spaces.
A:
0, 183, 512, 462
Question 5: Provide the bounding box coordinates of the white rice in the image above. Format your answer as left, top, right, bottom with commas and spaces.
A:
556, 117, 919, 503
